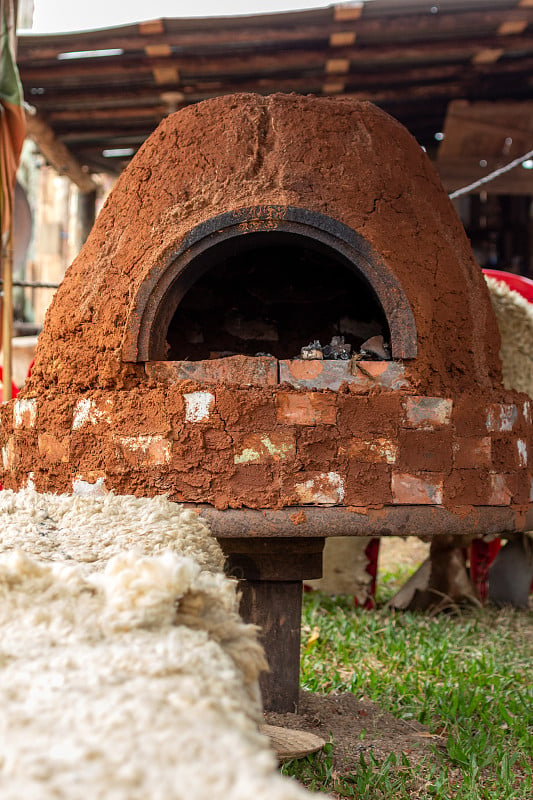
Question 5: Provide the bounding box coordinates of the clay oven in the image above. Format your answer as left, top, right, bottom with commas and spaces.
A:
2, 94, 532, 709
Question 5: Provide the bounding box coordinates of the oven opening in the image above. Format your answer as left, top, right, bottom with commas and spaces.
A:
163, 232, 389, 362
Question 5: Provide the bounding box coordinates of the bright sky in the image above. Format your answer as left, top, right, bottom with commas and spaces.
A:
31, 1, 346, 33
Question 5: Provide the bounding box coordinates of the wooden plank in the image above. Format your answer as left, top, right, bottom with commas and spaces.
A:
472, 48, 504, 63
47, 106, 165, 122
329, 31, 356, 47
19, 33, 533, 87
497, 19, 528, 35
260, 725, 326, 761
25, 63, 466, 109
138, 19, 164, 35
152, 66, 180, 84
322, 80, 345, 94
220, 537, 324, 582
239, 579, 303, 713
25, 47, 533, 113
18, 7, 533, 62
144, 43, 172, 57
24, 110, 98, 193
334, 2, 363, 22
325, 57, 350, 74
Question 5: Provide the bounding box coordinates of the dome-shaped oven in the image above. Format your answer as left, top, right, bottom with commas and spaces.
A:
1, 92, 531, 526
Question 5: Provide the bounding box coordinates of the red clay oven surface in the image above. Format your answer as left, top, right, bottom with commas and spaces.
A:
1, 93, 532, 523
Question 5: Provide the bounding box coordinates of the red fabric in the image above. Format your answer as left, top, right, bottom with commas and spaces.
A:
469, 538, 502, 604
483, 269, 533, 305
0, 364, 18, 401
354, 538, 380, 610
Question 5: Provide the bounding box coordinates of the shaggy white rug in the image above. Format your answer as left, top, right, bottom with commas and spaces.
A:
0, 489, 316, 800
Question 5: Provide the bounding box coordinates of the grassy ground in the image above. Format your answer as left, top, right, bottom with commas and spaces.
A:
282, 555, 533, 799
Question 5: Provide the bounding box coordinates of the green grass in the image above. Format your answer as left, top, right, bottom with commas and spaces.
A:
282, 583, 533, 799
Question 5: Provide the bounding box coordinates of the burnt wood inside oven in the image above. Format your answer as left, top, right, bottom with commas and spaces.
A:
123, 207, 418, 364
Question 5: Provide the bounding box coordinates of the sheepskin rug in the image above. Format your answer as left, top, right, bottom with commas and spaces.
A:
485, 274, 533, 397
0, 489, 315, 800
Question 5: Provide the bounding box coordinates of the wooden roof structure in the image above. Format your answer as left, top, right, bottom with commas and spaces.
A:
17, 0, 533, 193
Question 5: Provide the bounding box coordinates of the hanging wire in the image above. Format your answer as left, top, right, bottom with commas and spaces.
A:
448, 149, 533, 199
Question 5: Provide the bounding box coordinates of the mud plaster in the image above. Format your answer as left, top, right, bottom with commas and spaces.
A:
0, 93, 531, 516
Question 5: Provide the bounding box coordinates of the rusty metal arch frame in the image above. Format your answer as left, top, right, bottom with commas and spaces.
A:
121, 205, 418, 362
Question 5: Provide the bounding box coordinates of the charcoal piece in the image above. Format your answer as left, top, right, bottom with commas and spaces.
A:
359, 334, 391, 360
300, 340, 324, 360
322, 335, 351, 360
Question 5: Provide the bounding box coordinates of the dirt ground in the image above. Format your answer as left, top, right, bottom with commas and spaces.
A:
265, 689, 440, 772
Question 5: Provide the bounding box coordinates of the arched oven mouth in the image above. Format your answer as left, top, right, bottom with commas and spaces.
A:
122, 206, 417, 383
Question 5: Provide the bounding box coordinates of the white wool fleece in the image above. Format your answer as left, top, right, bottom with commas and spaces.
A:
0, 491, 321, 800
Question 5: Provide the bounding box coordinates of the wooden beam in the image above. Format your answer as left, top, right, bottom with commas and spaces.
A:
24, 109, 97, 193
329, 31, 356, 47
25, 62, 467, 110
47, 105, 165, 122
17, 8, 533, 62
334, 3, 363, 22
472, 48, 504, 64
497, 20, 528, 36
19, 33, 533, 88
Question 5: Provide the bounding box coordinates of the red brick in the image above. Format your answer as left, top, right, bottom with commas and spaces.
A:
452, 396, 489, 436
114, 433, 171, 467
337, 393, 402, 437
36, 395, 77, 434
234, 431, 296, 464
280, 359, 351, 390
146, 355, 278, 387
486, 403, 518, 433
276, 392, 337, 425
343, 437, 398, 464
224, 464, 281, 508
491, 437, 527, 471
506, 471, 530, 505
398, 429, 452, 471
283, 470, 345, 505
453, 436, 492, 469
296, 426, 339, 467
13, 398, 37, 429
183, 391, 215, 423
216, 388, 277, 430
72, 396, 113, 430
38, 433, 69, 464
344, 462, 392, 506
113, 390, 171, 434
403, 396, 452, 429
445, 469, 490, 505
172, 426, 206, 470
279, 359, 409, 391
1, 436, 16, 471
392, 472, 443, 504
355, 361, 409, 390
487, 473, 513, 506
